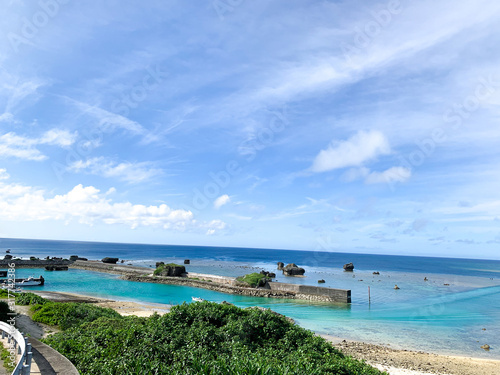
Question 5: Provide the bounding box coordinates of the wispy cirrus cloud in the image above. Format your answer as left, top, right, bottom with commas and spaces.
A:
63, 97, 146, 135
68, 157, 162, 184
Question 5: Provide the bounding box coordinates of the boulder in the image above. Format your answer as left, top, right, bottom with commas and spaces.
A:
480, 344, 490, 351
277, 262, 284, 270
343, 262, 354, 271
45, 266, 68, 271
3, 255, 12, 260
69, 255, 79, 261
102, 257, 119, 264
156, 261, 165, 268
372, 271, 380, 275
259, 270, 276, 278
318, 279, 326, 283
394, 284, 400, 290
78, 257, 88, 261
156, 264, 186, 277
282, 263, 305, 276
184, 259, 190, 264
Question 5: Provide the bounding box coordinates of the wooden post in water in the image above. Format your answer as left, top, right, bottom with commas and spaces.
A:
368, 286, 371, 304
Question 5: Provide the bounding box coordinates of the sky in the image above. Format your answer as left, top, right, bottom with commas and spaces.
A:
0, 0, 500, 260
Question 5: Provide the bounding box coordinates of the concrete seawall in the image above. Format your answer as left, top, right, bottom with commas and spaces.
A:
269, 282, 351, 303
70, 261, 351, 303
1, 260, 351, 303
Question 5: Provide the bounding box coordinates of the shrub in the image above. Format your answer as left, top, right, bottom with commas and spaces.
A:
42, 301, 385, 375
0, 301, 12, 323
32, 302, 121, 330
15, 292, 48, 306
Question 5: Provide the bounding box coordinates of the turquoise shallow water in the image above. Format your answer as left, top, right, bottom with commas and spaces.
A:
11, 264, 500, 360
2, 238, 500, 360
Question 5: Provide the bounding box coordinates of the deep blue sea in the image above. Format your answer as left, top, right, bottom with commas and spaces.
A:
1, 237, 500, 360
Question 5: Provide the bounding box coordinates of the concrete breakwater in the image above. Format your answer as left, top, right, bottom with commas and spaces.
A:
0, 259, 72, 268
70, 260, 351, 303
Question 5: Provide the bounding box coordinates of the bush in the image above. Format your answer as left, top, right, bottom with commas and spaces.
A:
236, 272, 271, 287
32, 302, 121, 330
15, 292, 48, 306
0, 301, 12, 323
42, 301, 385, 375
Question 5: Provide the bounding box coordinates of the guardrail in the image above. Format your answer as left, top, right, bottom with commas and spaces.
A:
0, 321, 32, 375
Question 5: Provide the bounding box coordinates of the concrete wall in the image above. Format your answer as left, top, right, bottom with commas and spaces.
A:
269, 282, 351, 303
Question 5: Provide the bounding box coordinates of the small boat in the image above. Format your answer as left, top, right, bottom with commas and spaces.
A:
192, 297, 205, 302
17, 276, 44, 286
0, 276, 45, 287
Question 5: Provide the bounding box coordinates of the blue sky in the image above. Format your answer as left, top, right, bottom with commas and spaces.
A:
1, 0, 500, 259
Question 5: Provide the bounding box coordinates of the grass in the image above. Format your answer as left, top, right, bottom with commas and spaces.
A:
153, 263, 184, 276
236, 272, 271, 287
0, 342, 16, 373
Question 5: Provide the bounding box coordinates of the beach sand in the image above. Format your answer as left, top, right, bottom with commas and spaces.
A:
322, 335, 500, 375
20, 291, 500, 375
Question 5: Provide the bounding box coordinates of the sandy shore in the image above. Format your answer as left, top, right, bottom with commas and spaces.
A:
19, 291, 500, 375
322, 335, 500, 375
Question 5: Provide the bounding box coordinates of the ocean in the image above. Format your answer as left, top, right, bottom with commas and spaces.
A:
1, 237, 500, 360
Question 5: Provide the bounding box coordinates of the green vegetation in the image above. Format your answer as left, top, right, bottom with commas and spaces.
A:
31, 302, 121, 330
0, 342, 15, 373
23, 299, 383, 375
15, 292, 47, 306
153, 263, 183, 276
237, 272, 271, 287
0, 288, 18, 299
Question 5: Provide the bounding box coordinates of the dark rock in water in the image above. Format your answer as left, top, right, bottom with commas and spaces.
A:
30, 256, 38, 261
394, 284, 400, 290
156, 264, 186, 277
282, 263, 305, 276
259, 270, 276, 279
372, 271, 380, 275
121, 260, 125, 263
102, 257, 119, 264
343, 263, 354, 271
3, 255, 12, 260
156, 261, 165, 268
277, 262, 284, 270
45, 266, 68, 271
221, 301, 234, 305
69, 255, 79, 261
318, 279, 326, 283
6, 250, 10, 253
480, 344, 490, 351
184, 259, 190, 264
78, 257, 88, 261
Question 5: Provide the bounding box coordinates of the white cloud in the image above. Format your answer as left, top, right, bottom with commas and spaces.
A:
69, 157, 162, 183
342, 166, 411, 184
0, 129, 77, 161
310, 130, 390, 173
39, 129, 77, 147
0, 178, 226, 233
0, 169, 9, 180
365, 167, 412, 184
213, 194, 231, 209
